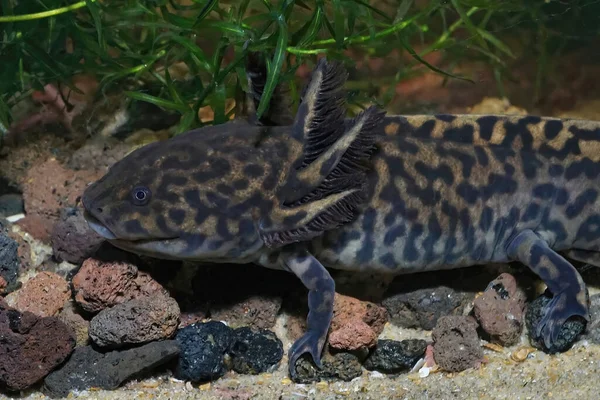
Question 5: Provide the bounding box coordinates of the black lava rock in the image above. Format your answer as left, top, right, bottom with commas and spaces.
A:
228, 327, 283, 374
525, 290, 587, 353
0, 233, 20, 293
43, 341, 179, 398
291, 352, 363, 384
382, 285, 472, 330
0, 194, 24, 217
363, 339, 427, 374
174, 321, 233, 382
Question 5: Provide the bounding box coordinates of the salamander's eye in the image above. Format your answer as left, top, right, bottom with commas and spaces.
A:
131, 186, 151, 206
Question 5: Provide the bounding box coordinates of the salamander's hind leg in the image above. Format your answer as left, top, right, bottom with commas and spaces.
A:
282, 249, 335, 375
506, 230, 590, 349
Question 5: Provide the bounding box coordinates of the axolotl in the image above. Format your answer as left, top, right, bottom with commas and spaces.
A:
82, 57, 600, 375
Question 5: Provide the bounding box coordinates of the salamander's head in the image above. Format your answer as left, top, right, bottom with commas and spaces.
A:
81, 123, 279, 262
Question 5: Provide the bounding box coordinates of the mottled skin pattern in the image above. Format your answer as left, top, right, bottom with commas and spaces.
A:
82, 56, 600, 377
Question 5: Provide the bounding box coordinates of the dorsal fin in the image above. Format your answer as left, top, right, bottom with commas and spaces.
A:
257, 58, 385, 248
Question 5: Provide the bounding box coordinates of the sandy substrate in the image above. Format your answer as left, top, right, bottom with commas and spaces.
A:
10, 300, 600, 400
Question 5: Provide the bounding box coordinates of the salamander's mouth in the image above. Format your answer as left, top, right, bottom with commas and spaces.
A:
83, 210, 118, 240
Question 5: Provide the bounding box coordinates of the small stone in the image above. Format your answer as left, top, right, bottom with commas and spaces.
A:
210, 295, 282, 330
51, 207, 104, 264
174, 321, 233, 382
383, 285, 473, 330
473, 273, 527, 346
72, 258, 169, 313
432, 315, 483, 372
584, 293, 600, 344
43, 341, 179, 397
0, 232, 20, 294
15, 214, 54, 243
363, 339, 428, 374
0, 303, 76, 391
290, 352, 363, 384
4, 271, 71, 317
228, 327, 284, 374
525, 290, 586, 353
328, 294, 388, 351
58, 302, 90, 347
89, 294, 180, 347
0, 193, 24, 217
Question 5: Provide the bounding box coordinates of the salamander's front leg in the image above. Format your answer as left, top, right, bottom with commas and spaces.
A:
506, 230, 590, 349
283, 249, 335, 375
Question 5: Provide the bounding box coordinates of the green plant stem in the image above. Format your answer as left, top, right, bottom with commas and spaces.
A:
0, 0, 95, 22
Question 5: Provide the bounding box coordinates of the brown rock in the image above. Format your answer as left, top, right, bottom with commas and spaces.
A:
0, 303, 76, 391
15, 214, 54, 243
5, 271, 71, 317
328, 294, 388, 351
72, 258, 169, 313
473, 273, 527, 346
89, 295, 180, 347
58, 302, 90, 347
432, 315, 483, 372
210, 295, 282, 329
22, 158, 101, 223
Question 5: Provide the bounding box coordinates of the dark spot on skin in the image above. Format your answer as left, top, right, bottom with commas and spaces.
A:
523, 203, 541, 222
566, 189, 598, 219
520, 152, 543, 180
244, 164, 264, 178
216, 184, 235, 196
413, 119, 436, 139
238, 219, 255, 236
479, 207, 494, 231
403, 223, 423, 262
262, 169, 279, 191
549, 164, 564, 177
569, 125, 600, 141
544, 120, 563, 140
414, 161, 454, 185
532, 183, 569, 205
168, 209, 186, 225
443, 124, 474, 144
357, 208, 377, 263
565, 158, 600, 180
216, 217, 232, 239
156, 214, 177, 235
379, 253, 397, 269
384, 224, 406, 246
124, 219, 148, 235
474, 146, 489, 166
539, 137, 581, 160
437, 146, 476, 178
422, 214, 442, 263
233, 179, 249, 191
435, 114, 457, 123
503, 163, 515, 176
476, 116, 498, 140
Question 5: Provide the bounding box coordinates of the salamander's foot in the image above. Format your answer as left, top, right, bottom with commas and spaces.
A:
530, 289, 589, 352
288, 329, 327, 376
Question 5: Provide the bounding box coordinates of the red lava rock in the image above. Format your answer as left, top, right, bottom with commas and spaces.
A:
72, 258, 169, 313
89, 294, 180, 347
22, 158, 101, 223
15, 214, 54, 243
432, 315, 483, 372
473, 273, 527, 346
328, 294, 388, 351
4, 271, 71, 317
210, 295, 282, 330
0, 302, 76, 391
51, 207, 104, 264
179, 310, 208, 329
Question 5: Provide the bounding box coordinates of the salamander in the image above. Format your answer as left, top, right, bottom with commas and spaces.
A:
81, 56, 600, 376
